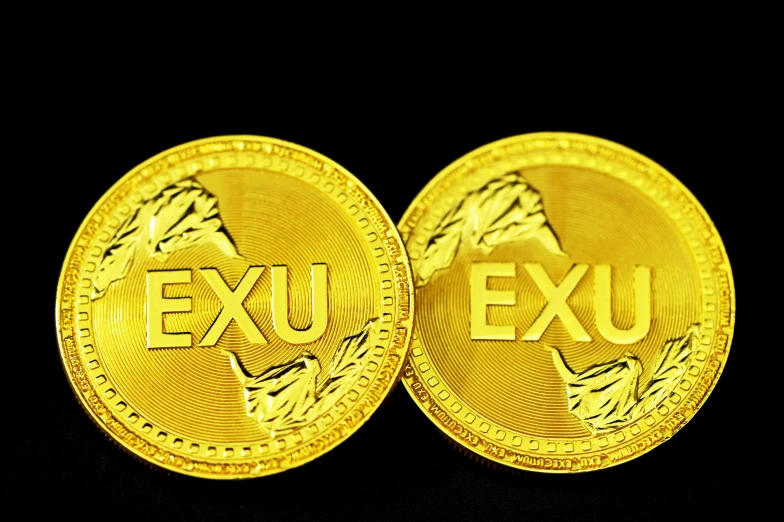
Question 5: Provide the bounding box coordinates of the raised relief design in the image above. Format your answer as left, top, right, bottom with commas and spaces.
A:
223, 318, 378, 437
548, 325, 699, 434
146, 180, 241, 263
93, 179, 241, 300
415, 172, 564, 286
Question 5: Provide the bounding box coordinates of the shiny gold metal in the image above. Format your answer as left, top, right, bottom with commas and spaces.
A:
56, 136, 413, 478
399, 133, 734, 472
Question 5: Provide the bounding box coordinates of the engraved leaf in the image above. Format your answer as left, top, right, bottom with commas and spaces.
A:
467, 172, 565, 256
413, 171, 565, 287
211, 230, 243, 259
312, 318, 378, 416
91, 177, 242, 300
550, 347, 642, 434
631, 326, 698, 418
413, 199, 471, 286
225, 318, 378, 438
550, 324, 698, 435
92, 204, 153, 300
146, 180, 242, 262
328, 318, 378, 381
225, 350, 321, 437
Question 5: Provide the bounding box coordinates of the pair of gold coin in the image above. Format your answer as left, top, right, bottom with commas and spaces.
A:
56, 133, 734, 478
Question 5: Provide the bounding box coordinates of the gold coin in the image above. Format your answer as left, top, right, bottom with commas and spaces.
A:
399, 132, 734, 472
56, 136, 413, 478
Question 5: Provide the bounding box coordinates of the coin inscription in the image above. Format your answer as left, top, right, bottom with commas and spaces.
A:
56, 136, 413, 478
399, 133, 734, 472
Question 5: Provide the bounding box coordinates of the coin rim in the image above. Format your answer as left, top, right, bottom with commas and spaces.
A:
398, 131, 735, 472
55, 135, 414, 478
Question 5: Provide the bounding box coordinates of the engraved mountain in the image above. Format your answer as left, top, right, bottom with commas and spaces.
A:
549, 325, 699, 434
224, 318, 378, 438
92, 179, 241, 300
414, 172, 564, 286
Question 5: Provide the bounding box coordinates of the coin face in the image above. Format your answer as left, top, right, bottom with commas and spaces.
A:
56, 136, 413, 478
399, 133, 734, 472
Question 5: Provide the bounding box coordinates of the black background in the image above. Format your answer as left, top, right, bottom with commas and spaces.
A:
12, 87, 761, 520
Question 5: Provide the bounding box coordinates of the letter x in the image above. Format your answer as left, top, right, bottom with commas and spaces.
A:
522, 263, 591, 342
199, 266, 267, 346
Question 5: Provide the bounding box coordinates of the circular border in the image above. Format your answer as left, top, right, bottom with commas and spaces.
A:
398, 132, 735, 473
56, 135, 414, 479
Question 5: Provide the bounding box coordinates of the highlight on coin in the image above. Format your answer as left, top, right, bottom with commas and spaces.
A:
56, 136, 413, 478
399, 132, 734, 472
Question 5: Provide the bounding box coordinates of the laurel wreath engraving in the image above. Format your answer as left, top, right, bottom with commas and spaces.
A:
224, 318, 378, 438
549, 325, 699, 434
92, 179, 241, 300
414, 172, 565, 286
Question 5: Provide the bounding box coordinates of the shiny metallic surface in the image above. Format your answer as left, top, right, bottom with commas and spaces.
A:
399, 132, 734, 472
56, 136, 413, 478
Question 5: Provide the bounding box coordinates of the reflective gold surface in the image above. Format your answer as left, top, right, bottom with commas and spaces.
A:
56, 136, 413, 478
399, 133, 734, 472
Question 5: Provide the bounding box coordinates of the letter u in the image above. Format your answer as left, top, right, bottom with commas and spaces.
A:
271, 264, 328, 344
594, 265, 651, 344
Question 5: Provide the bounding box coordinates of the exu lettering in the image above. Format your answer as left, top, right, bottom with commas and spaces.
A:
146, 264, 328, 349
470, 262, 651, 344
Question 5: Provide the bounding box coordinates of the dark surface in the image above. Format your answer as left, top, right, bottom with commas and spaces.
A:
12, 92, 760, 520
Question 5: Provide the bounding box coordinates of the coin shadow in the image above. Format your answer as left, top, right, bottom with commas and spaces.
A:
34, 357, 747, 521
145, 388, 463, 520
